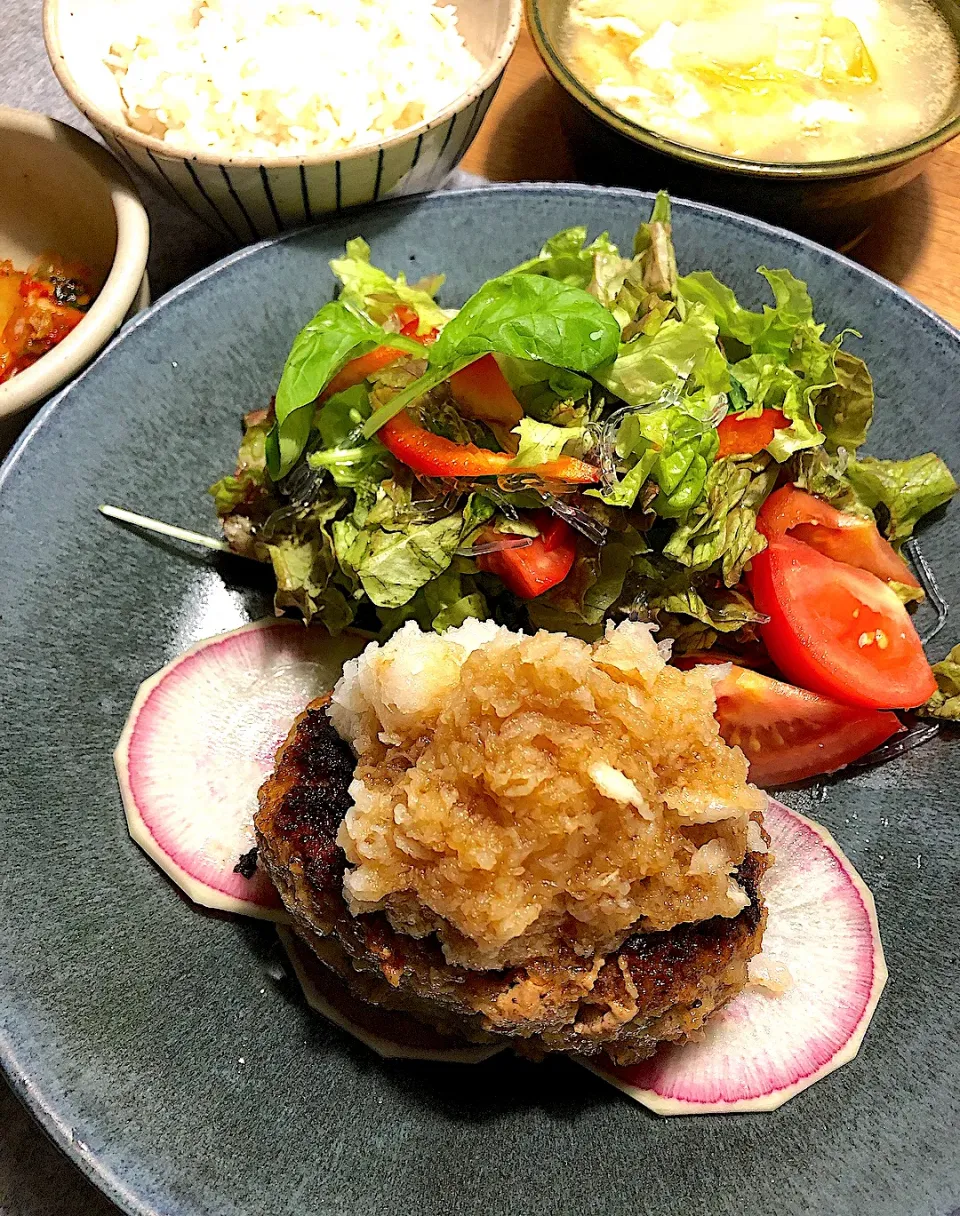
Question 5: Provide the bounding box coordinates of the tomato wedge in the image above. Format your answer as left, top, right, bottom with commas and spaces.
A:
748, 535, 936, 709
450, 355, 523, 428
476, 512, 576, 598
758, 485, 920, 590
716, 409, 788, 458
703, 664, 901, 787
379, 409, 600, 483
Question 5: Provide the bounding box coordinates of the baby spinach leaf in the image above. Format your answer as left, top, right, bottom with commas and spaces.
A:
428, 273, 621, 370
362, 274, 621, 437
267, 301, 421, 480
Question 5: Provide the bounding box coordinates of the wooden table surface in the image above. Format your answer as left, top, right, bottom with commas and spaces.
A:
462, 22, 960, 330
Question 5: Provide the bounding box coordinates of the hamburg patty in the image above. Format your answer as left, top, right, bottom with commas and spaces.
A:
256, 697, 769, 1065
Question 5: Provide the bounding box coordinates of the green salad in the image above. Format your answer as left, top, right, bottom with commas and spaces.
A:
211, 194, 957, 670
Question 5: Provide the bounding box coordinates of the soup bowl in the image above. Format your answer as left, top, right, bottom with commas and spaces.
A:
525, 0, 960, 245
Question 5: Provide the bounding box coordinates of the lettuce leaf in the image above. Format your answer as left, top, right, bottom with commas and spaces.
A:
846, 453, 958, 545
815, 350, 874, 454
594, 306, 729, 406
631, 552, 766, 637
259, 496, 354, 631
330, 236, 448, 334
790, 446, 864, 514
920, 644, 960, 721
375, 559, 489, 635
509, 226, 620, 289
509, 417, 588, 467
653, 584, 765, 633
730, 328, 839, 461
632, 191, 677, 299
678, 267, 814, 360
678, 266, 841, 460
209, 413, 271, 514
350, 512, 464, 608
597, 394, 719, 514
587, 192, 678, 338
676, 271, 766, 348
662, 454, 779, 585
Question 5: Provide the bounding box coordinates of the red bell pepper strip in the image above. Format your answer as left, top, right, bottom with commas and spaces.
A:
476, 512, 577, 598
320, 308, 437, 403
378, 409, 600, 483
716, 408, 789, 458
320, 345, 409, 402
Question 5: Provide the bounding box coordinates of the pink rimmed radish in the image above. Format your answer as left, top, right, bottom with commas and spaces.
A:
115, 619, 365, 919
278, 929, 505, 1064
582, 798, 887, 1114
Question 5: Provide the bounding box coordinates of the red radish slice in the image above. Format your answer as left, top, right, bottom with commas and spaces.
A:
582, 798, 887, 1114
278, 929, 504, 1064
115, 619, 365, 919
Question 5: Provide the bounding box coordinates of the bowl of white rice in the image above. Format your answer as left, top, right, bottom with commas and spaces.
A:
44, 0, 522, 241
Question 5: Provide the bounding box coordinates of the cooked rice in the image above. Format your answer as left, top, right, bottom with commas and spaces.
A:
105, 0, 482, 157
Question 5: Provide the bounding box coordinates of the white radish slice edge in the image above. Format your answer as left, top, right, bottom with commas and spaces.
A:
115, 618, 365, 920
580, 798, 887, 1114
278, 928, 505, 1065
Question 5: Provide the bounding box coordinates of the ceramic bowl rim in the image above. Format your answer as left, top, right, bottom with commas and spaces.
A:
43, 0, 523, 170
524, 0, 960, 181
0, 106, 150, 420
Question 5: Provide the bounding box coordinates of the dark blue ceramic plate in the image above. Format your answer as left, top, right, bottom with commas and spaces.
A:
0, 186, 957, 1216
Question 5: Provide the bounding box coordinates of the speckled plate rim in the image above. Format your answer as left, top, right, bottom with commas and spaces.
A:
2, 181, 960, 1216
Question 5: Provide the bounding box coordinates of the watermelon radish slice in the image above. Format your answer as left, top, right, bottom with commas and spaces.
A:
277, 928, 505, 1064
115, 619, 365, 919
582, 798, 887, 1114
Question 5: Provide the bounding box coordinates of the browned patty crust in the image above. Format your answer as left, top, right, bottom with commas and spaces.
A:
255, 698, 769, 1065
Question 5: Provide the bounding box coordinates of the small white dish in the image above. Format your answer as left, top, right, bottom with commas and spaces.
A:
0, 106, 151, 426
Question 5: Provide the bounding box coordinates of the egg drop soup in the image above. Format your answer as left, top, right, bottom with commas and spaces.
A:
563, 0, 960, 162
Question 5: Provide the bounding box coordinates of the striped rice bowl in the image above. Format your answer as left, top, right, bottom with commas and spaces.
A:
44, 0, 522, 241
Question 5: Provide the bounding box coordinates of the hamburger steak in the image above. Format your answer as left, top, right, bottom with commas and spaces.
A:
256, 697, 770, 1065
